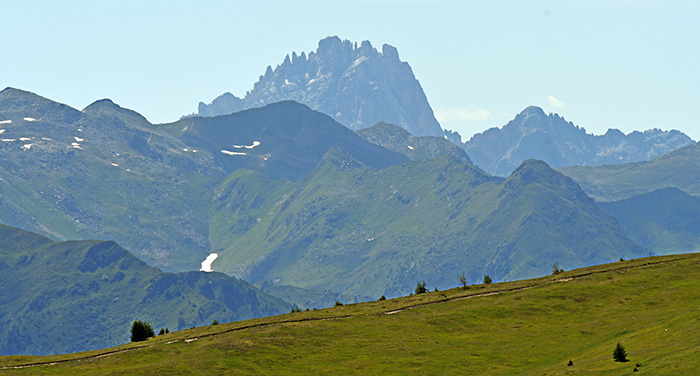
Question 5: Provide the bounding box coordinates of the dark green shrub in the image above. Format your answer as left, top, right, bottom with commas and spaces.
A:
130, 320, 155, 342
212, 319, 219, 325
378, 295, 386, 301
567, 360, 573, 366
334, 301, 344, 307
483, 274, 492, 284
158, 328, 165, 336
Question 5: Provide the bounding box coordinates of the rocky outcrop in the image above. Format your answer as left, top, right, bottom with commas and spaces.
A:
195, 36, 443, 137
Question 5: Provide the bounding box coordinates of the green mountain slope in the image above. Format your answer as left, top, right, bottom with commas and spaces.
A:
0, 89, 405, 271
599, 187, 700, 254
209, 149, 646, 297
0, 225, 290, 355
2, 253, 698, 375
559, 141, 700, 202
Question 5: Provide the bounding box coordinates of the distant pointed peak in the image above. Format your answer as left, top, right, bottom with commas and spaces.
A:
508, 159, 555, 183
367, 121, 411, 136
82, 98, 150, 124
83, 98, 120, 111
518, 106, 547, 117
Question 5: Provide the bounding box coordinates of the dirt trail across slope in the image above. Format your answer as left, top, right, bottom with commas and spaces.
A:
1, 257, 680, 370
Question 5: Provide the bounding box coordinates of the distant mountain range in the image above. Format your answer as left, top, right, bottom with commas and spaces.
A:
460, 106, 694, 176
194, 36, 443, 137
0, 88, 651, 298
599, 187, 700, 254
559, 140, 700, 202
0, 224, 289, 355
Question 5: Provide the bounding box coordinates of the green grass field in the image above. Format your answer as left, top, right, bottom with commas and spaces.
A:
2, 253, 699, 375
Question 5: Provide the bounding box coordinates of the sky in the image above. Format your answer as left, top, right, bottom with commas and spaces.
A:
2, 0, 699, 141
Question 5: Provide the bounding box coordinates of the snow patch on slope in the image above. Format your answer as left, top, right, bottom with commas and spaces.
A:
200, 253, 218, 272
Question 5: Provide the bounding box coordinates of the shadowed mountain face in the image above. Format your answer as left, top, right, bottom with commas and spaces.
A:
0, 224, 289, 356
195, 36, 444, 137
598, 187, 700, 254
165, 101, 407, 181
559, 141, 700, 202
462, 106, 694, 177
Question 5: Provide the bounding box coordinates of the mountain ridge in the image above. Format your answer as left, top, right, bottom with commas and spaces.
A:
461, 106, 694, 176
0, 224, 290, 355
194, 36, 444, 137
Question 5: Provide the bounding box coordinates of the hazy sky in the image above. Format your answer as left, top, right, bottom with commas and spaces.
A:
2, 0, 699, 141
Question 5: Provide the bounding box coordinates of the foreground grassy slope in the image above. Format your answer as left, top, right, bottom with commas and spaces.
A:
2, 253, 698, 375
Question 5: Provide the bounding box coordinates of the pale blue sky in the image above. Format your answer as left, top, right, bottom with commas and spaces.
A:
2, 0, 699, 140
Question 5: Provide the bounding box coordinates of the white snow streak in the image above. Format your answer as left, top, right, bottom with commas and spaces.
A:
110, 163, 119, 167
233, 141, 260, 149
199, 253, 218, 272
407, 145, 414, 150
221, 150, 246, 156
19, 137, 32, 141
0, 120, 11, 125
22, 144, 33, 150
74, 137, 84, 142
23, 117, 36, 122
1, 139, 16, 142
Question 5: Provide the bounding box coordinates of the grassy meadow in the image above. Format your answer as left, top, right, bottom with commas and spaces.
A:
2, 253, 699, 375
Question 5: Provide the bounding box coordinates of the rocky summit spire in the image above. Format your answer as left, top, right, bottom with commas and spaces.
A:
195, 36, 443, 137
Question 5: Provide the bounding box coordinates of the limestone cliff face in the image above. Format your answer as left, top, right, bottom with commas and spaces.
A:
196, 36, 443, 137
464, 106, 694, 176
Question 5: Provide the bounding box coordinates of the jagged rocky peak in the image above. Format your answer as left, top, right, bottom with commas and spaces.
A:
195, 36, 444, 137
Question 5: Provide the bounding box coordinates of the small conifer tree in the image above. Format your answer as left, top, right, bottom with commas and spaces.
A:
483, 274, 493, 284
613, 343, 628, 362
130, 320, 155, 342
415, 281, 428, 294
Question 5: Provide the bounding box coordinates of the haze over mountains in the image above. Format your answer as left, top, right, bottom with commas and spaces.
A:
2, 36, 698, 359
195, 36, 443, 137
461, 106, 694, 177
194, 36, 693, 176
0, 87, 648, 301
